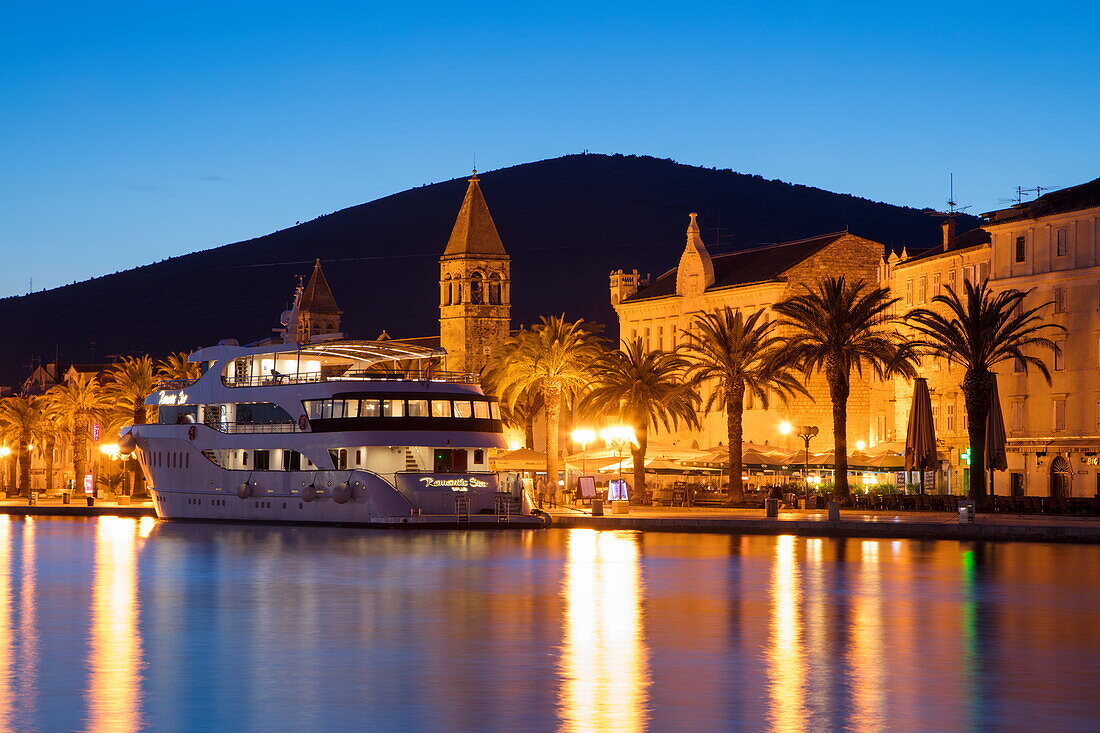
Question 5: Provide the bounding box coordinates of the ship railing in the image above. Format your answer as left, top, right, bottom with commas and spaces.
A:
206, 422, 305, 434
222, 369, 480, 387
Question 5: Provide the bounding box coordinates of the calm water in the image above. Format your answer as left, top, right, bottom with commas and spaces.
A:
0, 517, 1098, 732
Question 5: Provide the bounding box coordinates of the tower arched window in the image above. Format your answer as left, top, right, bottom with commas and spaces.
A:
488, 273, 502, 305
470, 272, 485, 305
442, 275, 452, 306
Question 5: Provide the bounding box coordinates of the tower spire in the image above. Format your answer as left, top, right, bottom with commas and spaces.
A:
443, 172, 505, 256
676, 212, 715, 296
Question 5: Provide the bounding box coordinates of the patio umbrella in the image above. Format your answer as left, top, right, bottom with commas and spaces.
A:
492, 448, 548, 471
905, 377, 938, 472
985, 373, 1008, 472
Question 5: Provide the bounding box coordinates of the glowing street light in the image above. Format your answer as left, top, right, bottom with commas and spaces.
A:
571, 428, 597, 487
855, 440, 867, 451
100, 443, 121, 459
600, 426, 637, 490
778, 421, 793, 436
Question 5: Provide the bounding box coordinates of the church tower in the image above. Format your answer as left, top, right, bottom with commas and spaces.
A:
439, 170, 511, 373
277, 259, 343, 344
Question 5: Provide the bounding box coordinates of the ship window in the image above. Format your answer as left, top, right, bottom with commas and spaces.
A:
254, 450, 270, 470
345, 400, 360, 418
383, 399, 405, 417
330, 399, 346, 419
159, 405, 198, 424
235, 402, 294, 425
473, 449, 485, 464
185, 454, 189, 468
305, 400, 325, 419
489, 402, 501, 420
242, 451, 249, 467
473, 401, 490, 419
360, 399, 381, 417
355, 449, 362, 465
431, 400, 452, 418
407, 399, 429, 417
453, 401, 473, 418
282, 450, 302, 471
337, 449, 348, 470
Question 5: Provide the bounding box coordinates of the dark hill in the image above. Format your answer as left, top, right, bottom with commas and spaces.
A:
0, 153, 979, 384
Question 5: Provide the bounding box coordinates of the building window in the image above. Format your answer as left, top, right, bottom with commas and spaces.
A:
946, 403, 956, 433
657, 325, 664, 351
1014, 356, 1026, 373
1056, 228, 1068, 257
1015, 236, 1026, 263
905, 279, 913, 305
932, 273, 941, 298
978, 262, 989, 282
1054, 287, 1066, 314
644, 327, 650, 350
1054, 399, 1067, 431
918, 276, 927, 303
488, 273, 503, 305
1011, 401, 1025, 431
947, 269, 957, 291
963, 265, 975, 285
1010, 473, 1024, 497
1054, 341, 1066, 371
469, 272, 484, 304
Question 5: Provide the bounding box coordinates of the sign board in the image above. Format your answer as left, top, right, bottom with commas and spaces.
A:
92, 423, 101, 442
83, 473, 94, 494
895, 471, 907, 488
578, 475, 597, 498
608, 479, 629, 501
923, 471, 936, 491
397, 473, 498, 495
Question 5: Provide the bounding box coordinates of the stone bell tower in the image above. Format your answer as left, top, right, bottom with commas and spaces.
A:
439, 170, 511, 373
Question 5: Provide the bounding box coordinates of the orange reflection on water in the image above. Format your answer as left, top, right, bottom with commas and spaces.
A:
0, 517, 11, 732
559, 529, 649, 732
766, 534, 807, 732
849, 540, 886, 732
85, 517, 144, 733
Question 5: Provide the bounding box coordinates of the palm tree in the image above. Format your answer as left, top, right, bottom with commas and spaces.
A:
106, 356, 157, 496
156, 352, 200, 384
680, 307, 808, 503
46, 373, 110, 493
774, 277, 916, 500
0, 396, 45, 495
487, 316, 603, 505
37, 396, 66, 494
583, 338, 700, 502
906, 280, 1063, 498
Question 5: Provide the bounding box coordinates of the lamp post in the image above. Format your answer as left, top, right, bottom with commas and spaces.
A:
600, 426, 637, 501
796, 425, 819, 490
570, 428, 596, 504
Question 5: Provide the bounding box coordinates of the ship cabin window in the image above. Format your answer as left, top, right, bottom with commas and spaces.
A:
330, 449, 348, 470
159, 404, 198, 424
355, 449, 362, 466
489, 403, 501, 420
473, 449, 485, 465
235, 402, 294, 425
453, 401, 473, 418
434, 448, 468, 473
383, 399, 405, 417
254, 450, 270, 470
282, 450, 303, 471
473, 401, 491, 419
361, 399, 381, 417
241, 451, 249, 467
407, 399, 429, 417
303, 397, 500, 422
431, 400, 452, 417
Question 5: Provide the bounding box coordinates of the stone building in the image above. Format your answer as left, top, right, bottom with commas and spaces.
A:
439, 171, 511, 373
276, 259, 343, 344
611, 213, 888, 451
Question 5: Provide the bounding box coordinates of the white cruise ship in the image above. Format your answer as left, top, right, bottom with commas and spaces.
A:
126, 337, 545, 528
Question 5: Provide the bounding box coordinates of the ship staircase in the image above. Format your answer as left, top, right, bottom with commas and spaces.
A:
494, 494, 514, 523
403, 448, 419, 471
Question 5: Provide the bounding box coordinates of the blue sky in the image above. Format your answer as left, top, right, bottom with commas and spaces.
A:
1, 1, 1096, 297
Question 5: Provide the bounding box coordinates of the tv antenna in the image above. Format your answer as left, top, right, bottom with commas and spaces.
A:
930, 174, 969, 219
998, 184, 1060, 205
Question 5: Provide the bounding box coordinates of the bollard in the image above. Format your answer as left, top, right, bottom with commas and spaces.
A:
591, 499, 604, 517
765, 498, 779, 518
827, 501, 840, 521
62, 492, 71, 505
86, 496, 95, 507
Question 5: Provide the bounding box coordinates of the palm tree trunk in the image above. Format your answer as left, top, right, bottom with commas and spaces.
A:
45, 435, 55, 494
524, 419, 535, 451
828, 366, 851, 501
18, 438, 32, 496
727, 381, 746, 504
543, 380, 563, 506
73, 415, 88, 494
631, 423, 648, 504
962, 369, 993, 499
132, 404, 147, 497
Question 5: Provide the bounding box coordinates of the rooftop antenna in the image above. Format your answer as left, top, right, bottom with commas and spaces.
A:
931, 173, 970, 219
998, 184, 1060, 205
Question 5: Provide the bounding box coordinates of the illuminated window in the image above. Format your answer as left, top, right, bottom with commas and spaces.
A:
360, 399, 381, 418
473, 401, 490, 419
407, 399, 429, 417
383, 399, 405, 417
431, 400, 452, 418
453, 401, 473, 418
489, 402, 501, 420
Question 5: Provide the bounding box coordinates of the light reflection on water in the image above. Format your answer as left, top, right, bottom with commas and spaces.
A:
0, 519, 1097, 731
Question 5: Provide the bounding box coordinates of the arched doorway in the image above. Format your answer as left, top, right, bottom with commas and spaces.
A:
1050, 455, 1071, 498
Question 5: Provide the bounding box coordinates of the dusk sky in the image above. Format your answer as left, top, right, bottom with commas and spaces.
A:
2, 1, 1096, 298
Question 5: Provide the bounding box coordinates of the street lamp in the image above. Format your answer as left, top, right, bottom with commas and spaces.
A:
796, 425, 819, 489
571, 428, 596, 482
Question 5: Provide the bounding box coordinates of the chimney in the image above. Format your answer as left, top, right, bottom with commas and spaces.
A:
941, 218, 956, 251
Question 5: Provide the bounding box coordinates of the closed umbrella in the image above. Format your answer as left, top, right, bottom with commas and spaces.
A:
905, 378, 938, 492
986, 373, 1008, 472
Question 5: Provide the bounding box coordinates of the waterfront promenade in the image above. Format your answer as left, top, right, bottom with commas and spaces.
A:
549, 505, 1100, 543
